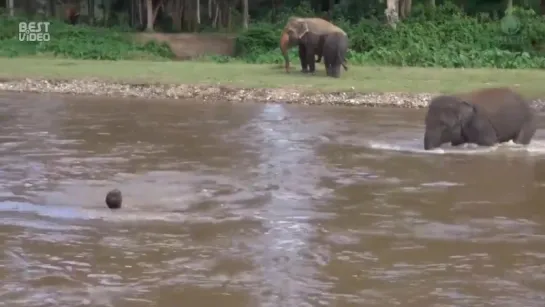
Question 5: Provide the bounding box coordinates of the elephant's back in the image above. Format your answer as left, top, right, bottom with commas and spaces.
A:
305, 18, 347, 35
460, 87, 530, 112
323, 32, 349, 54
460, 87, 533, 136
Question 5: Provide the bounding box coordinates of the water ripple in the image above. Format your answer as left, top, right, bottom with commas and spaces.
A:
0, 95, 544, 306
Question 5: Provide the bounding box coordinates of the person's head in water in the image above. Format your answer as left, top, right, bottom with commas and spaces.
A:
105, 189, 122, 209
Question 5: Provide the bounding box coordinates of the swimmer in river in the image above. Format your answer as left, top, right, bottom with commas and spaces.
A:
105, 189, 122, 209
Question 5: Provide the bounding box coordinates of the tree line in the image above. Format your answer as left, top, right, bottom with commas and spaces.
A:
2, 0, 545, 33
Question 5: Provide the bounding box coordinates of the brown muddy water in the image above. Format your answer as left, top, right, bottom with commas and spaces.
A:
1, 92, 545, 307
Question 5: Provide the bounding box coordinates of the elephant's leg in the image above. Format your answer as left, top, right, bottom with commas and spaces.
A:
451, 140, 464, 146
450, 137, 466, 147
305, 47, 316, 73
476, 136, 498, 147
331, 64, 341, 78
464, 113, 498, 147
323, 56, 330, 76
328, 64, 335, 77
316, 35, 325, 64
514, 118, 537, 145
298, 44, 308, 73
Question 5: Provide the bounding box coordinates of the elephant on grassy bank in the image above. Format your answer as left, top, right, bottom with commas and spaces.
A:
423, 87, 537, 150
322, 32, 349, 78
296, 31, 348, 76
279, 17, 347, 73
295, 30, 325, 74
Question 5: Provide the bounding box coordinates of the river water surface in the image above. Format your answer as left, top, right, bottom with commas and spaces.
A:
1, 92, 545, 307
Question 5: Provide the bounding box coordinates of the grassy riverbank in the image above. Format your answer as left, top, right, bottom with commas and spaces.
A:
1, 58, 545, 97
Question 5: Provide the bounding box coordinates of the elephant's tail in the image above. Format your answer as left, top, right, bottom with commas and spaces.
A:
337, 49, 348, 71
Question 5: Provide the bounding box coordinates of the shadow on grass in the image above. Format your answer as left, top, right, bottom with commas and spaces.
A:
268, 64, 333, 79
56, 62, 77, 66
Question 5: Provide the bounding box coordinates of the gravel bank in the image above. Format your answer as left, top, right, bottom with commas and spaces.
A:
0, 78, 544, 109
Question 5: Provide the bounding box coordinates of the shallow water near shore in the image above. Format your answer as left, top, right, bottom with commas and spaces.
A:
1, 92, 545, 306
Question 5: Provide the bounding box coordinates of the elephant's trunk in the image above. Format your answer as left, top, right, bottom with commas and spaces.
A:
280, 31, 291, 73
424, 134, 432, 150
423, 130, 440, 150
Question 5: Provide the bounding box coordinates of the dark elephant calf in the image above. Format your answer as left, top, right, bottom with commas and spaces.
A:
322, 32, 349, 78
298, 31, 325, 73
423, 87, 536, 150
298, 31, 348, 75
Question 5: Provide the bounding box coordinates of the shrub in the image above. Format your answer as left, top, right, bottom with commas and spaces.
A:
2, 2, 545, 69
233, 3, 545, 69
0, 15, 174, 60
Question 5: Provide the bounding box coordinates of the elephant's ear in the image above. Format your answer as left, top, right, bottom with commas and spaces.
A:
460, 100, 498, 146
295, 20, 310, 39
284, 18, 307, 40
458, 100, 475, 124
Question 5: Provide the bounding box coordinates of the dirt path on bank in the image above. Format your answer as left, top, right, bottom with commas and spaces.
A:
134, 33, 237, 59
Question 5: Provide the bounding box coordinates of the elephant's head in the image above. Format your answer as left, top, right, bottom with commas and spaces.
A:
423, 95, 476, 150
280, 17, 310, 72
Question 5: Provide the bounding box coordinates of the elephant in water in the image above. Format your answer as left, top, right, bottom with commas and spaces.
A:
423, 87, 537, 150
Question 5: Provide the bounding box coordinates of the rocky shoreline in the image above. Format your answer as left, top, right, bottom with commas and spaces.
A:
0, 78, 544, 109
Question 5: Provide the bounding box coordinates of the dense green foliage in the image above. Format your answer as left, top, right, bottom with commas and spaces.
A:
232, 2, 545, 69
0, 16, 174, 60
1, 1, 545, 69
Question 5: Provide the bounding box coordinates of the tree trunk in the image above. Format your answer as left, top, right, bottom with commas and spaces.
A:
385, 0, 399, 29
129, 0, 133, 27
7, 0, 15, 16
146, 0, 154, 31
48, 0, 56, 17
196, 0, 201, 25
427, 0, 435, 8
184, 0, 192, 31
212, 2, 219, 28
271, 0, 276, 23
399, 0, 412, 19
170, 0, 183, 32
153, 0, 162, 22
87, 0, 94, 25
137, 0, 143, 27
227, 3, 231, 30
142, 0, 162, 31
216, 1, 222, 29
506, 0, 513, 11
541, 0, 545, 15
186, 0, 196, 31
102, 0, 110, 26
242, 0, 248, 29
23, 0, 36, 16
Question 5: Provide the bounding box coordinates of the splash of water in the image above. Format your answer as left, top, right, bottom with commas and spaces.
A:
367, 138, 545, 156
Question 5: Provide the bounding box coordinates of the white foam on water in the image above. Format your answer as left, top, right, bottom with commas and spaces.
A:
0, 200, 260, 227
367, 138, 545, 156
520, 139, 545, 154
0, 201, 192, 224
421, 181, 463, 187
